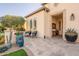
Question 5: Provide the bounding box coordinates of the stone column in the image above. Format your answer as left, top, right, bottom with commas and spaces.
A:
4, 30, 10, 45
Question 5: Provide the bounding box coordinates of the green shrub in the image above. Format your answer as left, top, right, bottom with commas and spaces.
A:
4, 49, 28, 56
65, 28, 78, 36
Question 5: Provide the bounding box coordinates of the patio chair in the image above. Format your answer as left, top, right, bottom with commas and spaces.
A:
31, 31, 37, 37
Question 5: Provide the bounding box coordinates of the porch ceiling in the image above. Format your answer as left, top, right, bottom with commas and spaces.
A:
52, 13, 63, 19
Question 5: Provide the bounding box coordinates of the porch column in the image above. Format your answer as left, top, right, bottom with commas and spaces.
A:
63, 9, 66, 41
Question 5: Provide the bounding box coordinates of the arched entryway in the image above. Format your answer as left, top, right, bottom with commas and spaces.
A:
52, 13, 63, 37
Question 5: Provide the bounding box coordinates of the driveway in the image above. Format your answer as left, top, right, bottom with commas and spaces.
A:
24, 37, 79, 56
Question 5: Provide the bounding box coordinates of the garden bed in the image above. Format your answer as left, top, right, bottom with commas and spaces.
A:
3, 49, 28, 56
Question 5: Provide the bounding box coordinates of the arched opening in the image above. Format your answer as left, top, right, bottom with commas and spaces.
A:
52, 13, 63, 37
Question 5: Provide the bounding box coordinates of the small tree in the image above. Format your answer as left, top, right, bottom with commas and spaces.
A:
0, 15, 25, 46
1, 15, 25, 31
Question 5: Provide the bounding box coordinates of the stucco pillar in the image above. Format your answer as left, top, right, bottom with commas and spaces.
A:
63, 9, 67, 41
4, 30, 10, 45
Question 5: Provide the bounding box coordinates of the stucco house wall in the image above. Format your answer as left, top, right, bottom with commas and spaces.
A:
44, 3, 79, 42
66, 9, 79, 42
25, 10, 45, 38
44, 11, 52, 38
25, 3, 79, 42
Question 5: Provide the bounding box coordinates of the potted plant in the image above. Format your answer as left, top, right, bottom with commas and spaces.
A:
65, 29, 78, 42
15, 32, 24, 47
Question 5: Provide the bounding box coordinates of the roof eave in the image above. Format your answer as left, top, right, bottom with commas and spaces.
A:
42, 3, 48, 6
25, 7, 46, 18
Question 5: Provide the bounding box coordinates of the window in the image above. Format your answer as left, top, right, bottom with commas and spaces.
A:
30, 20, 32, 29
34, 20, 37, 29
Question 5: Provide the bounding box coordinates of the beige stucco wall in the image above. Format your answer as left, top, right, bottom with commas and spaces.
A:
25, 3, 79, 42
44, 3, 79, 42
66, 9, 79, 42
44, 11, 52, 38
25, 10, 45, 38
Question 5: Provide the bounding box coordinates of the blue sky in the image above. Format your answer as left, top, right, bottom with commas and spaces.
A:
0, 3, 42, 17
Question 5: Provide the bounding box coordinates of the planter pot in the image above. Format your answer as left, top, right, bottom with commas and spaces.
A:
16, 34, 24, 47
0, 46, 8, 53
7, 42, 12, 49
65, 34, 78, 42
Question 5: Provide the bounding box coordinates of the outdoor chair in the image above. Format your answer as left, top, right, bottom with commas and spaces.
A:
56, 30, 59, 35
31, 31, 37, 37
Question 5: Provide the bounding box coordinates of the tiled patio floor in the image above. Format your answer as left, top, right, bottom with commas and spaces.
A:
1, 37, 79, 56
24, 37, 79, 56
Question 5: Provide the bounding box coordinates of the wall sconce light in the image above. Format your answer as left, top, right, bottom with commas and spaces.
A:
70, 13, 75, 21
44, 8, 50, 12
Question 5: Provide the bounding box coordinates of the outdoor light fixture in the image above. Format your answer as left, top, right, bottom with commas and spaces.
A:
70, 13, 75, 21
44, 7, 49, 12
